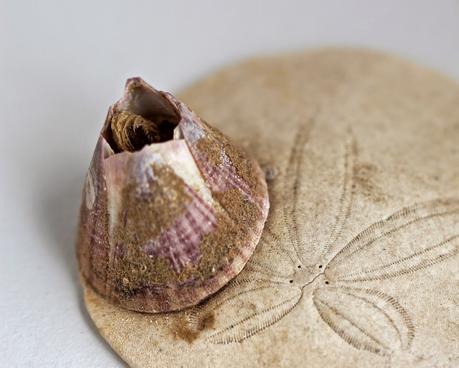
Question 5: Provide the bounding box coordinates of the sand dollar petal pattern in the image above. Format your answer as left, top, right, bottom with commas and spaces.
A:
325, 198, 459, 283
282, 125, 356, 268
312, 286, 414, 355
243, 228, 298, 282
186, 278, 303, 344
247, 124, 357, 283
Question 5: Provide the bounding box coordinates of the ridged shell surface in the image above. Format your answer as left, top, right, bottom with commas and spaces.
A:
77, 78, 269, 312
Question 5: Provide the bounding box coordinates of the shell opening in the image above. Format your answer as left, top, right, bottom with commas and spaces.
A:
104, 78, 181, 153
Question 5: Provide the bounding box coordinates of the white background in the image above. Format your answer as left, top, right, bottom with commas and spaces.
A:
1, 1, 459, 366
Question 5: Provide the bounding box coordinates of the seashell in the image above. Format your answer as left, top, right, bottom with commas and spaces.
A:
77, 77, 269, 313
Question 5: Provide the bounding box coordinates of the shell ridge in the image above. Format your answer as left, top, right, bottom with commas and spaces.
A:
143, 185, 217, 273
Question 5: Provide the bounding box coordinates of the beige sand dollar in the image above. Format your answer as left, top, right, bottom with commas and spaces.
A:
83, 49, 459, 367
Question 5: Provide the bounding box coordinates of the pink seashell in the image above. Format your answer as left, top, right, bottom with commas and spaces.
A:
143, 184, 216, 274
77, 78, 269, 313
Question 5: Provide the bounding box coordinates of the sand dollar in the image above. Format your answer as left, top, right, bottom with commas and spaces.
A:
83, 50, 459, 368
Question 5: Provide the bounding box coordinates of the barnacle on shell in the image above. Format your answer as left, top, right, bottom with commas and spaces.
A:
77, 78, 269, 313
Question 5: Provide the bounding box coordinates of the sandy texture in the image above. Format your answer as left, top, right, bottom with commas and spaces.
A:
83, 49, 459, 367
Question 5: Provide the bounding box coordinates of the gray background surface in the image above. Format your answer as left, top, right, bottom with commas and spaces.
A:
1, 1, 459, 366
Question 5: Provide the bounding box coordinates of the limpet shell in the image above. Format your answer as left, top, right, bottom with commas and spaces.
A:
77, 78, 269, 313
